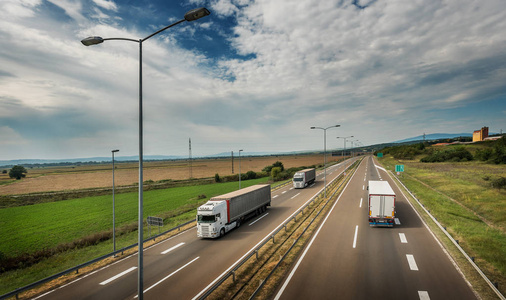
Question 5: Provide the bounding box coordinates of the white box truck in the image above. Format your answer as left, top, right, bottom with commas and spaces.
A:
293, 168, 316, 189
197, 184, 271, 238
368, 180, 396, 227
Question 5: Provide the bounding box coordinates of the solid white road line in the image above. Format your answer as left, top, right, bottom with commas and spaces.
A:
418, 291, 430, 300
359, 197, 363, 208
399, 233, 408, 244
274, 161, 363, 300
407, 254, 419, 271
353, 225, 359, 248
136, 257, 199, 298
161, 242, 185, 255
99, 267, 137, 285
249, 213, 269, 226
290, 193, 300, 200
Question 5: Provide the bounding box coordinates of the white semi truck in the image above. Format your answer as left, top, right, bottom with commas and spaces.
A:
292, 168, 316, 189
197, 184, 271, 238
368, 180, 396, 227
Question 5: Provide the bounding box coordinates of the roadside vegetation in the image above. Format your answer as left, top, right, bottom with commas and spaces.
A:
377, 136, 506, 165
376, 141, 506, 297
263, 161, 323, 182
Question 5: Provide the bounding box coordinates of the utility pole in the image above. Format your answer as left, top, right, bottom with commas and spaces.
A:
231, 151, 234, 174
188, 138, 192, 179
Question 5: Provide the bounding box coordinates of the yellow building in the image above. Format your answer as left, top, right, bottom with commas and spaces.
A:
473, 127, 489, 142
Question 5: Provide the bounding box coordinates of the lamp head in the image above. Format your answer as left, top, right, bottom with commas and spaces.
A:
184, 7, 211, 21
81, 36, 104, 46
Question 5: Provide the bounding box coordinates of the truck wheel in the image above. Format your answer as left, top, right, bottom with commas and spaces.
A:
236, 220, 241, 228
220, 228, 225, 237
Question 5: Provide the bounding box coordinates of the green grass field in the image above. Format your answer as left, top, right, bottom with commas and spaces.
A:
0, 177, 269, 259
0, 177, 276, 295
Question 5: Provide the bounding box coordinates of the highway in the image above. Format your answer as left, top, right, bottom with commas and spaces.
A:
32, 159, 356, 300
274, 155, 477, 300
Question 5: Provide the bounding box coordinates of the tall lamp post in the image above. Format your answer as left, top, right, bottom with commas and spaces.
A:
112, 149, 119, 255
239, 149, 243, 189
81, 7, 210, 299
311, 125, 340, 198
336, 136, 353, 159
350, 140, 358, 158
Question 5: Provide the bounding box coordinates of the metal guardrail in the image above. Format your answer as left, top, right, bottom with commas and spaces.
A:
248, 160, 361, 299
387, 169, 505, 300
0, 219, 195, 300
1, 161, 351, 300
196, 159, 359, 299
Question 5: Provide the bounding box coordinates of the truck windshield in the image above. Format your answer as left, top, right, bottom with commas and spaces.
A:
293, 177, 303, 181
198, 215, 216, 223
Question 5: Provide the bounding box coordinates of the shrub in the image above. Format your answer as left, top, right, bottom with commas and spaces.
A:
271, 167, 282, 180
475, 148, 493, 161
420, 146, 473, 163
8, 165, 27, 180
246, 170, 257, 179
491, 177, 506, 189
262, 161, 285, 173
214, 173, 221, 182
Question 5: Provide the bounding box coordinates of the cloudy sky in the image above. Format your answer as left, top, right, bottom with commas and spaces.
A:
0, 0, 505, 160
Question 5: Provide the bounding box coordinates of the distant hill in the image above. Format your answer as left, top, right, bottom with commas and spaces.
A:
0, 152, 282, 168
1, 133, 498, 168
393, 133, 472, 144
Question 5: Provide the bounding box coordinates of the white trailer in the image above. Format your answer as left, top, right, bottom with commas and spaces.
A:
197, 184, 271, 238
293, 168, 316, 189
368, 180, 396, 227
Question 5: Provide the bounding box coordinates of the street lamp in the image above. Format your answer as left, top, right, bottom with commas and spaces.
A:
336, 136, 353, 159
311, 125, 340, 198
350, 139, 358, 158
81, 7, 210, 299
111, 149, 119, 255
239, 149, 243, 189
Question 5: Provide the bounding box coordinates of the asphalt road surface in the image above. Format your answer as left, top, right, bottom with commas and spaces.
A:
32, 159, 357, 300
274, 155, 477, 300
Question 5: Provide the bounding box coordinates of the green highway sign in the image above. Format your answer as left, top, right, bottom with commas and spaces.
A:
395, 165, 405, 172
377, 153, 383, 157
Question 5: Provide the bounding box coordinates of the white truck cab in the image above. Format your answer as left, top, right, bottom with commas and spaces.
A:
196, 201, 236, 238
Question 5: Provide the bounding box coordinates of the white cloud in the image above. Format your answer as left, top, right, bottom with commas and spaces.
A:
0, 126, 28, 146
46, 0, 87, 24
0, 0, 41, 19
92, 0, 117, 11
0, 0, 505, 160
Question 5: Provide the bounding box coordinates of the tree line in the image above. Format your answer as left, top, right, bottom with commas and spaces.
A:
375, 136, 506, 164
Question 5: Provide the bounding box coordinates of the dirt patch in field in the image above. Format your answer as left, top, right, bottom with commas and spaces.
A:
0, 154, 341, 195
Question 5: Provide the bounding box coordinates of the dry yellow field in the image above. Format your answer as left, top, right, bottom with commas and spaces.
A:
0, 154, 341, 195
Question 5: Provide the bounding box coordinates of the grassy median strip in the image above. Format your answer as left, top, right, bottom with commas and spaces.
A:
378, 156, 506, 299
